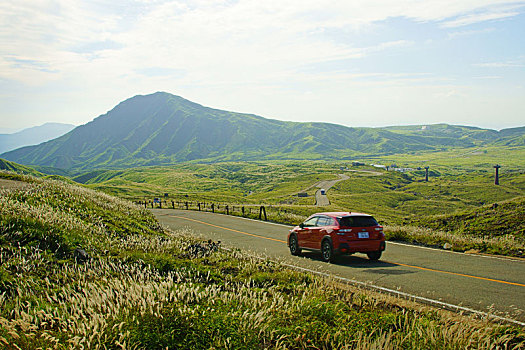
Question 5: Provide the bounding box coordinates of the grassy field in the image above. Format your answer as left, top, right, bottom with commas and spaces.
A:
77, 161, 337, 205
1, 172, 523, 349
5, 144, 525, 257
70, 148, 525, 257
369, 146, 525, 173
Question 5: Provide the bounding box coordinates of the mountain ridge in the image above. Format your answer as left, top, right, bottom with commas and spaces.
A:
2, 92, 523, 171
0, 122, 75, 154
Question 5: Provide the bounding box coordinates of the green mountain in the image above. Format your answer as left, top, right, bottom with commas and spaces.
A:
1, 92, 523, 171
384, 124, 525, 145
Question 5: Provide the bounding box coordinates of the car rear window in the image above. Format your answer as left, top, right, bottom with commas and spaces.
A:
338, 216, 378, 227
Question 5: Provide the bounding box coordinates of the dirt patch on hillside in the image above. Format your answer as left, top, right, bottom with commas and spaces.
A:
0, 179, 31, 191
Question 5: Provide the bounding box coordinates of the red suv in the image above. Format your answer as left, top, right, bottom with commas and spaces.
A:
287, 212, 385, 262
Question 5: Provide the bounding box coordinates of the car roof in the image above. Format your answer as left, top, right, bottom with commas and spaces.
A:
312, 212, 372, 218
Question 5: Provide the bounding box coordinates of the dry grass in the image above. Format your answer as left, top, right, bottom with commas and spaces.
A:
385, 225, 525, 256
0, 171, 523, 349
1, 234, 523, 349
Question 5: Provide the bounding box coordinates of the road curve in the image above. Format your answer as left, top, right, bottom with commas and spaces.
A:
315, 174, 349, 206
152, 209, 525, 323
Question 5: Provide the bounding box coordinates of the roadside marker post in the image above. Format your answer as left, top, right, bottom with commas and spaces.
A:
259, 206, 267, 221
494, 164, 501, 185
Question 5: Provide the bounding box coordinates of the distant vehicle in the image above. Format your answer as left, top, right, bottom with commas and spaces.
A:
287, 212, 385, 262
320, 189, 326, 195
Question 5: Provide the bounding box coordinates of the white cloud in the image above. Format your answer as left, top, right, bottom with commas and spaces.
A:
447, 27, 495, 38
474, 61, 525, 68
442, 10, 520, 27
0, 0, 524, 129
1, 0, 523, 87
433, 89, 465, 99
473, 75, 502, 79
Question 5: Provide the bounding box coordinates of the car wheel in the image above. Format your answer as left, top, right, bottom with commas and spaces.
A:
367, 251, 382, 261
289, 235, 301, 256
321, 239, 334, 262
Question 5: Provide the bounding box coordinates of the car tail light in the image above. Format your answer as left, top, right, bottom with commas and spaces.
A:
336, 228, 352, 235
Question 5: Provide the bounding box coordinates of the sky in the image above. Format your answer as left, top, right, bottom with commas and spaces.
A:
1, 0, 524, 132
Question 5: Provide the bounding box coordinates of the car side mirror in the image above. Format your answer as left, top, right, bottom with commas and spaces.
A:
299, 223, 305, 229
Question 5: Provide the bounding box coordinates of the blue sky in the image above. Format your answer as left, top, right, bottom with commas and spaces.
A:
1, 0, 524, 132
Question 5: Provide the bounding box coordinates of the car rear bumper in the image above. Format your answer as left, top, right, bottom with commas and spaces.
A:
337, 240, 385, 254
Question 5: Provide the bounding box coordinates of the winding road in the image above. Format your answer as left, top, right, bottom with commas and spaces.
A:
153, 209, 525, 325
315, 174, 349, 206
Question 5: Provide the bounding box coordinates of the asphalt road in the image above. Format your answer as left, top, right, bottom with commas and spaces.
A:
152, 209, 525, 323
315, 174, 349, 206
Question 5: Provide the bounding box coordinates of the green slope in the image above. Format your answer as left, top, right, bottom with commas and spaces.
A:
0, 158, 42, 176
3, 92, 522, 171
385, 124, 525, 146
409, 196, 525, 239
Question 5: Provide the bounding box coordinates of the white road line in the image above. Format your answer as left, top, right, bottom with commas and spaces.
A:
159, 209, 524, 263
282, 262, 525, 327
387, 241, 525, 262
222, 245, 525, 327
158, 212, 525, 326
168, 209, 295, 228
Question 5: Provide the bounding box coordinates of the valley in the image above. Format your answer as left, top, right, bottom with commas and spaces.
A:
58, 146, 523, 257
2, 143, 524, 257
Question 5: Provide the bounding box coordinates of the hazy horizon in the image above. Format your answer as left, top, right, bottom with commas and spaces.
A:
1, 91, 524, 133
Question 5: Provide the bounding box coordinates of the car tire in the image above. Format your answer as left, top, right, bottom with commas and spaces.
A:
321, 239, 334, 262
366, 251, 382, 261
289, 235, 301, 256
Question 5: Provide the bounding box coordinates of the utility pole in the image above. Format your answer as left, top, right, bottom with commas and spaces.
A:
494, 165, 501, 185
424, 166, 429, 182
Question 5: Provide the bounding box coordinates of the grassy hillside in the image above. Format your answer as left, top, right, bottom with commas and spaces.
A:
77, 161, 337, 204
76, 158, 525, 221
0, 158, 42, 176
1, 173, 523, 348
408, 196, 525, 239
370, 192, 525, 256
330, 169, 525, 221
369, 145, 525, 174
70, 157, 525, 257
